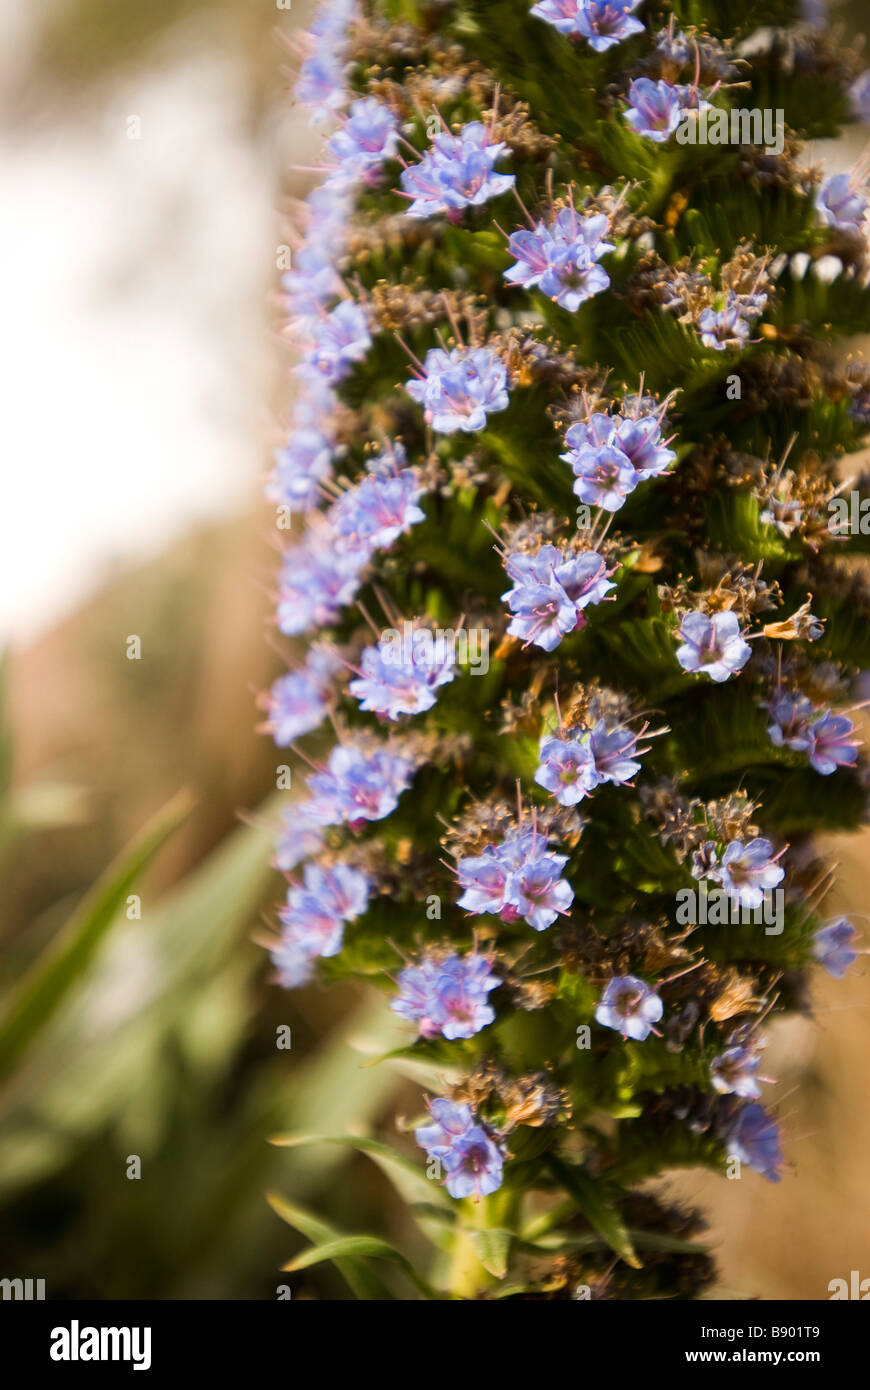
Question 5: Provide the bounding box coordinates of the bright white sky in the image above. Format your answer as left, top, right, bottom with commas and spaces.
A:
0, 7, 292, 644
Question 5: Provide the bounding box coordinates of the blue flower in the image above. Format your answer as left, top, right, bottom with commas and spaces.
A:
698, 292, 753, 351
399, 121, 515, 220
623, 78, 685, 142
585, 718, 647, 787
392, 951, 500, 1040
718, 837, 785, 910
534, 734, 596, 805
456, 828, 574, 931
815, 173, 867, 233
415, 1099, 504, 1200
675, 611, 752, 682
349, 624, 456, 719
813, 918, 859, 978
726, 1103, 783, 1182
281, 246, 343, 319
531, 0, 645, 50
274, 806, 325, 873
304, 743, 414, 828
561, 405, 676, 508
299, 300, 371, 385
276, 539, 366, 635
851, 72, 870, 124
595, 976, 663, 1040
505, 206, 614, 310
326, 97, 399, 185
806, 711, 860, 775
328, 460, 426, 559
502, 544, 614, 651
766, 693, 815, 752
261, 647, 339, 744
405, 345, 509, 433
269, 427, 333, 511
272, 861, 370, 983
710, 1046, 765, 1099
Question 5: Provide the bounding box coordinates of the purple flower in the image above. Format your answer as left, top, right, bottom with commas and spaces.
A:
595, 975, 663, 1040
298, 300, 371, 385
304, 742, 414, 828
276, 539, 366, 635
456, 828, 574, 931
561, 407, 676, 504
585, 718, 646, 787
813, 917, 859, 978
501, 544, 615, 651
348, 625, 456, 719
297, 51, 347, 123
710, 1046, 764, 1099
328, 463, 426, 559
726, 1103, 783, 1182
815, 173, 867, 234
505, 207, 614, 311
698, 292, 753, 351
392, 951, 500, 1040
405, 346, 509, 433
399, 121, 515, 219
281, 246, 343, 318
274, 806, 325, 873
261, 647, 339, 744
850, 72, 870, 124
675, 611, 752, 682
535, 734, 596, 805
568, 442, 638, 511
272, 861, 369, 987
414, 1099, 504, 1200
269, 427, 333, 511
766, 693, 815, 752
805, 711, 860, 775
718, 837, 785, 910
531, 0, 645, 49
326, 97, 399, 184
623, 78, 684, 142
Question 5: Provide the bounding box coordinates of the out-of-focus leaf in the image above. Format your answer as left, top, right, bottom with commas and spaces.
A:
0, 789, 192, 1087
546, 1154, 641, 1271
265, 1191, 394, 1300
470, 1227, 512, 1279
282, 1231, 438, 1298
268, 1132, 450, 1210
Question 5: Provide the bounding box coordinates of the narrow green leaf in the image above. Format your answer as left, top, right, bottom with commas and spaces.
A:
265, 1190, 394, 1300
546, 1155, 642, 1270
0, 789, 192, 1085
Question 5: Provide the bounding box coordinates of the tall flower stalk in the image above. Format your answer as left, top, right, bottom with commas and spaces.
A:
262, 0, 870, 1299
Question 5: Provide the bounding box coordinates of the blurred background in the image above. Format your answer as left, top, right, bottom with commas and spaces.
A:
0, 0, 868, 1300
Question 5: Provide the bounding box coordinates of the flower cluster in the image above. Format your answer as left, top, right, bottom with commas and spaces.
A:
535, 718, 649, 805
501, 543, 615, 651
456, 827, 574, 931
693, 836, 786, 910
302, 742, 415, 830
349, 623, 456, 720
392, 951, 500, 1040
271, 860, 369, 988
399, 121, 515, 220
405, 345, 509, 434
414, 1099, 505, 1199
531, 0, 645, 50
561, 398, 676, 512
259, 646, 340, 745
767, 694, 860, 775
505, 205, 614, 311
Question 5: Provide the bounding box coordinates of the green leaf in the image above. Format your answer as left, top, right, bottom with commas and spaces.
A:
0, 789, 191, 1086
265, 1191, 395, 1300
470, 1227, 512, 1279
279, 1224, 439, 1299
546, 1155, 642, 1270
